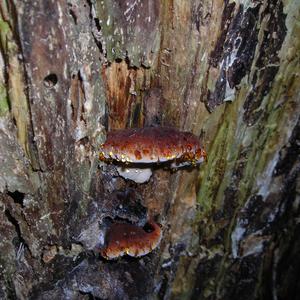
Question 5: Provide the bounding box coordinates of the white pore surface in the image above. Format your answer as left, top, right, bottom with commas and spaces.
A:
116, 166, 153, 183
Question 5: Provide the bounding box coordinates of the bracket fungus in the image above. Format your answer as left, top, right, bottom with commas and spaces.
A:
100, 220, 162, 260
99, 126, 206, 183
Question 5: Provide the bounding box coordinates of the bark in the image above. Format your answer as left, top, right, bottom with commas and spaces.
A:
0, 0, 299, 299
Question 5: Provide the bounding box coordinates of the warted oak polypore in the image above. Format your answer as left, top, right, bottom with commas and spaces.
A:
100, 220, 162, 260
99, 126, 207, 183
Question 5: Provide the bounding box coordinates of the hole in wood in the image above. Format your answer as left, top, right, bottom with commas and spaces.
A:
43, 73, 58, 88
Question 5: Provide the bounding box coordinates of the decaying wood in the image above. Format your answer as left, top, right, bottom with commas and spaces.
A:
0, 0, 299, 299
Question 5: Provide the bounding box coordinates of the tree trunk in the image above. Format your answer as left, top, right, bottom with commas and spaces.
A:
0, 0, 299, 299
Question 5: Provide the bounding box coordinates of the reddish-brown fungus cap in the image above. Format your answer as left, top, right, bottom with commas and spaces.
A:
100, 221, 162, 259
99, 126, 206, 165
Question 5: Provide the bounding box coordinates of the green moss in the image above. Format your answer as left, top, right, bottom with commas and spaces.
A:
197, 116, 231, 216
0, 17, 10, 116
0, 17, 10, 48
0, 85, 9, 116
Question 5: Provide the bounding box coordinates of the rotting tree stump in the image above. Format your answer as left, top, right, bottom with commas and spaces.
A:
0, 1, 299, 299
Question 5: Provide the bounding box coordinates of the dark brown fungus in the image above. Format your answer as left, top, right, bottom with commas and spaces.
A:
99, 126, 207, 183
100, 221, 162, 260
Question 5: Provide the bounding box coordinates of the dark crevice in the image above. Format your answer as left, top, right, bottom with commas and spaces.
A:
86, 0, 104, 54
7, 191, 25, 208
100, 102, 109, 130
86, 0, 94, 19
274, 117, 300, 177
76, 136, 89, 146
70, 99, 75, 123
5, 209, 31, 255
157, 275, 169, 300
78, 70, 87, 125
69, 9, 78, 25
70, 72, 79, 123
259, 162, 300, 299
11, 116, 17, 127
94, 18, 101, 32
125, 54, 138, 70
131, 103, 141, 128
92, 34, 104, 55
79, 290, 101, 300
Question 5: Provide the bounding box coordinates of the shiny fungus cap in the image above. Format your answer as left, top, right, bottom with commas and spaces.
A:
100, 221, 162, 259
99, 126, 206, 183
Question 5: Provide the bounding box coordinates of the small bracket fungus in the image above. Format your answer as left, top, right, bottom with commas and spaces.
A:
99, 126, 206, 183
100, 220, 162, 260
